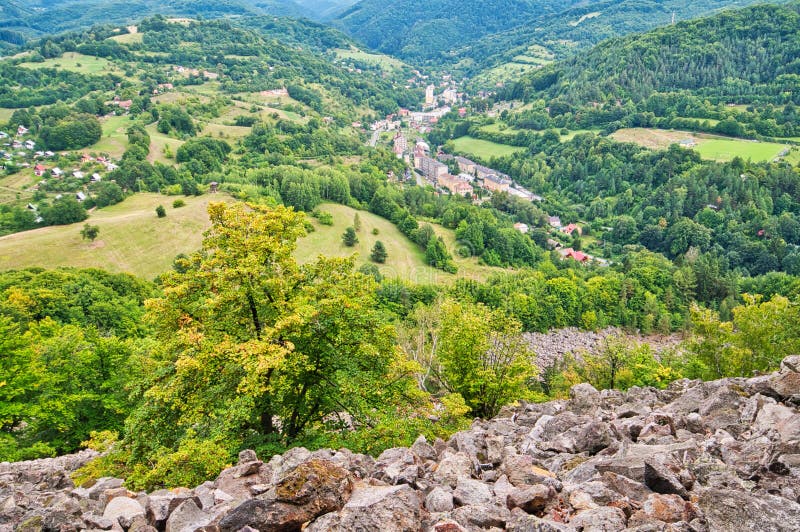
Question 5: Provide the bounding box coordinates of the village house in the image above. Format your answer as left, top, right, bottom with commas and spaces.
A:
51, 168, 64, 177
392, 133, 408, 158
455, 156, 476, 174
75, 191, 87, 202
34, 164, 47, 177
415, 155, 449, 180
560, 247, 589, 263
24, 140, 35, 150
72, 171, 85, 179
0, 131, 8, 139
514, 222, 530, 234
437, 174, 474, 196
91, 173, 102, 182
561, 223, 582, 236
16, 125, 28, 136
548, 216, 562, 228
482, 173, 511, 193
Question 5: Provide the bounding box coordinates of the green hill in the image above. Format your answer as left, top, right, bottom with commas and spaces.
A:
0, 193, 227, 279
511, 2, 800, 104
0, 197, 500, 282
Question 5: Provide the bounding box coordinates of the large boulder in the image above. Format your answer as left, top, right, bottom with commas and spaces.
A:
219, 459, 352, 532
697, 488, 800, 531
305, 484, 422, 532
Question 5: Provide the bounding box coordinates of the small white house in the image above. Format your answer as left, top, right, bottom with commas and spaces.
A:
75, 191, 87, 202
24, 140, 35, 150
51, 167, 64, 177
72, 171, 85, 179
91, 173, 102, 182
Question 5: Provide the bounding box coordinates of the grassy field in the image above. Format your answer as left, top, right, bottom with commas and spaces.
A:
480, 123, 523, 134
0, 108, 14, 124
145, 124, 185, 165
335, 47, 407, 70
91, 115, 133, 157
296, 203, 498, 283
451, 136, 526, 159
109, 33, 143, 45
561, 129, 598, 141
0, 193, 230, 279
19, 52, 121, 75
694, 138, 788, 162
0, 172, 38, 205
611, 128, 788, 162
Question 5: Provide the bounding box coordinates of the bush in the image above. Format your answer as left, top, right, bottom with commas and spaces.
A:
172, 199, 186, 208
372, 228, 379, 235
156, 205, 166, 218
125, 439, 231, 491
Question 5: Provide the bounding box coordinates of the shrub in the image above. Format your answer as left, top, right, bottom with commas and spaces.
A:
172, 199, 186, 208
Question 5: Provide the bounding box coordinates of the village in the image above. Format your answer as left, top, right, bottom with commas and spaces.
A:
365, 80, 609, 267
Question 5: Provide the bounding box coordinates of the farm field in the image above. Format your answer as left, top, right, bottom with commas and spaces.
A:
18, 52, 122, 75
0, 193, 230, 279
0, 108, 14, 123
334, 47, 407, 70
296, 203, 499, 283
694, 138, 788, 162
451, 136, 526, 159
610, 128, 788, 162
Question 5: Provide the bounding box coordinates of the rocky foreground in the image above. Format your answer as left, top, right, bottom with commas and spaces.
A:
3, 357, 800, 532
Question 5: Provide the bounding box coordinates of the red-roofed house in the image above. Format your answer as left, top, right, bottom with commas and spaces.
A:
561, 223, 582, 236
562, 248, 589, 263
34, 164, 47, 177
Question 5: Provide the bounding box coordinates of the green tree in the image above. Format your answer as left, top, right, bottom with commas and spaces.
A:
342, 226, 358, 246
370, 241, 387, 263
124, 203, 423, 486
436, 299, 537, 418
80, 223, 100, 241
353, 212, 362, 232
155, 205, 166, 218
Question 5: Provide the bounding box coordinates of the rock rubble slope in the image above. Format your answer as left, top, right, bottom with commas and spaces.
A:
3, 356, 800, 531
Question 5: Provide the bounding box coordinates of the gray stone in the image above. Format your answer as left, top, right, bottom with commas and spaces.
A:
569, 506, 628, 531
165, 499, 210, 532
506, 484, 553, 514
410, 435, 437, 461
453, 477, 492, 507
102, 497, 145, 525
306, 484, 422, 532
643, 459, 688, 498
434, 451, 473, 488
569, 383, 602, 415
426, 486, 454, 512
697, 488, 800, 531
452, 503, 511, 529
374, 447, 420, 485
82, 513, 114, 530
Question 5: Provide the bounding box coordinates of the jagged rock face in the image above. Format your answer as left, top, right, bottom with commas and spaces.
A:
2, 357, 800, 531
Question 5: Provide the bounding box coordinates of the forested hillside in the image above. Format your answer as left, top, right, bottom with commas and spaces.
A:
333, 0, 786, 69
510, 2, 800, 104
0, 0, 357, 49
456, 0, 792, 77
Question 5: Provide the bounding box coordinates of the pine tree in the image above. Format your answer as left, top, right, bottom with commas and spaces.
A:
353, 212, 362, 232
370, 241, 387, 263
342, 226, 358, 247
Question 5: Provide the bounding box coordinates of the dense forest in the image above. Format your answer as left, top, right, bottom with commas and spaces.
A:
508, 2, 800, 105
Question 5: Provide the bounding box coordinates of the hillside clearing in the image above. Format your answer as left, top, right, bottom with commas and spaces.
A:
451, 136, 526, 159
610, 128, 788, 162
0, 193, 230, 279
296, 203, 498, 283
18, 53, 122, 75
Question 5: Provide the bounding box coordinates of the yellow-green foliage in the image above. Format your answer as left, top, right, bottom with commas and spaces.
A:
125, 439, 231, 491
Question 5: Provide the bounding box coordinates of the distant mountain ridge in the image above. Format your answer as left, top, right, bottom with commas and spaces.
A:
0, 0, 359, 44
334, 0, 793, 71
